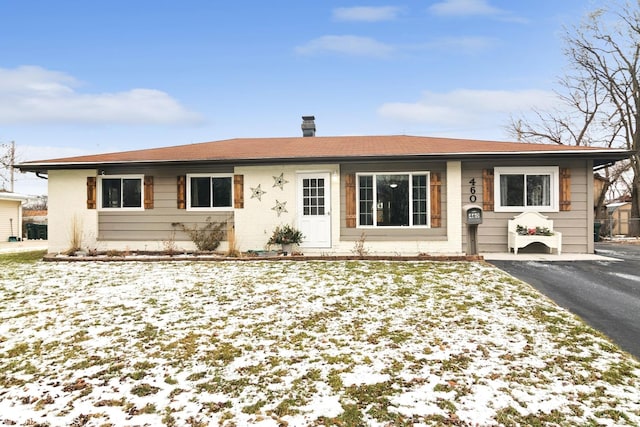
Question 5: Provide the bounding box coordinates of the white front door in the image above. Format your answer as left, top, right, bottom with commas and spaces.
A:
297, 173, 331, 248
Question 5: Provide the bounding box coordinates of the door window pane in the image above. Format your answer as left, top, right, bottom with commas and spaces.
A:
302, 176, 326, 216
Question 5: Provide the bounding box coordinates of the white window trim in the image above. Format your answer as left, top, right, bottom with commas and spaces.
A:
186, 173, 234, 211
494, 166, 559, 212
97, 174, 145, 211
356, 171, 431, 229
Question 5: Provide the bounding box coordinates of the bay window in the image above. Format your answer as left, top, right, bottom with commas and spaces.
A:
357, 172, 430, 227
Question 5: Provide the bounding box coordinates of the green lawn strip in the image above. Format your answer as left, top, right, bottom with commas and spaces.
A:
0, 250, 47, 265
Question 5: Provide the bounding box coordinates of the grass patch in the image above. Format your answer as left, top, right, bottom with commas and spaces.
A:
131, 383, 160, 397
0, 250, 46, 264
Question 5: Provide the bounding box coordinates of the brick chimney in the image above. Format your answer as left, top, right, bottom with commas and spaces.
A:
301, 115, 316, 137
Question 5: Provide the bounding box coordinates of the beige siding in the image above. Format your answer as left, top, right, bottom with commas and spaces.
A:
462, 159, 592, 253
340, 161, 448, 242
97, 166, 233, 241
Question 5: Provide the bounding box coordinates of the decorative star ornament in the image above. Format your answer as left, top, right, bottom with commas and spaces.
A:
272, 173, 289, 190
250, 184, 266, 201
271, 200, 288, 217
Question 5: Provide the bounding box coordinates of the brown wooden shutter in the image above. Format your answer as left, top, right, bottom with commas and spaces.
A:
87, 177, 97, 209
482, 169, 494, 212
560, 168, 571, 211
143, 176, 154, 209
345, 173, 356, 228
177, 175, 186, 209
233, 175, 244, 208
430, 172, 442, 228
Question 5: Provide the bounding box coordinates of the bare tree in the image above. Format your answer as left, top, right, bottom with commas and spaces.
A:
509, 75, 615, 147
0, 142, 15, 191
509, 1, 640, 235
24, 195, 48, 211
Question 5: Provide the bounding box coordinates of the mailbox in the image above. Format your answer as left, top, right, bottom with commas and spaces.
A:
463, 204, 483, 225
463, 204, 482, 255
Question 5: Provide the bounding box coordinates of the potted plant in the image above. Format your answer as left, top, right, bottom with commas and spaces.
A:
267, 224, 304, 255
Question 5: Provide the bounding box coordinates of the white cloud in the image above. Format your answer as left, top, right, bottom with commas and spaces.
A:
438, 36, 494, 51
378, 89, 558, 126
295, 34, 492, 58
429, 0, 527, 22
332, 6, 401, 22
416, 36, 496, 53
295, 35, 394, 58
0, 66, 202, 125
429, 0, 500, 16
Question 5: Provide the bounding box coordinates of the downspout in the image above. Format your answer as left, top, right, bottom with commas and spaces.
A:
587, 160, 595, 253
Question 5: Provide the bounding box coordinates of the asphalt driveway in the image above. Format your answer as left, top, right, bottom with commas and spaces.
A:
490, 242, 640, 360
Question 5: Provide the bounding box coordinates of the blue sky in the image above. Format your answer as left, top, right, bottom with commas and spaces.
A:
1, 0, 600, 194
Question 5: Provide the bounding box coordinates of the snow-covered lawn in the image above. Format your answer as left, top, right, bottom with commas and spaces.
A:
0, 254, 638, 426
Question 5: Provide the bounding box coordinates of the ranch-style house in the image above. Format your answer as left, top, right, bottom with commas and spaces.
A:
16, 117, 629, 255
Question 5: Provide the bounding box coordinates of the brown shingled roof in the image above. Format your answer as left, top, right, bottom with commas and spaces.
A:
16, 135, 629, 170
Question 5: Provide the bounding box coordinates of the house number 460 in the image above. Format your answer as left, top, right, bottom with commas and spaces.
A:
468, 178, 477, 203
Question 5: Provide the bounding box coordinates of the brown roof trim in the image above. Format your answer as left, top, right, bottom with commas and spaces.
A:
15, 135, 631, 172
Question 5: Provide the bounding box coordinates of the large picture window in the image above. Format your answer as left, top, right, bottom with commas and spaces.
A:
99, 175, 143, 210
187, 174, 233, 210
357, 172, 430, 227
494, 167, 559, 212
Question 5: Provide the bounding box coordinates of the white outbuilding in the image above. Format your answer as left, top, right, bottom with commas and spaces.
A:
0, 192, 28, 241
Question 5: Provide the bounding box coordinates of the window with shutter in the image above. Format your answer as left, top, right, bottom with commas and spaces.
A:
186, 174, 233, 210
97, 175, 144, 210
493, 166, 560, 212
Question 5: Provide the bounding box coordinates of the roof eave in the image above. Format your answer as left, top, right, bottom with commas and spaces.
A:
0, 193, 30, 201
15, 149, 632, 173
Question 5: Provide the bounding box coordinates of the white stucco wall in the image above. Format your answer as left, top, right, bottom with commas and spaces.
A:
234, 164, 340, 251
48, 170, 98, 253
